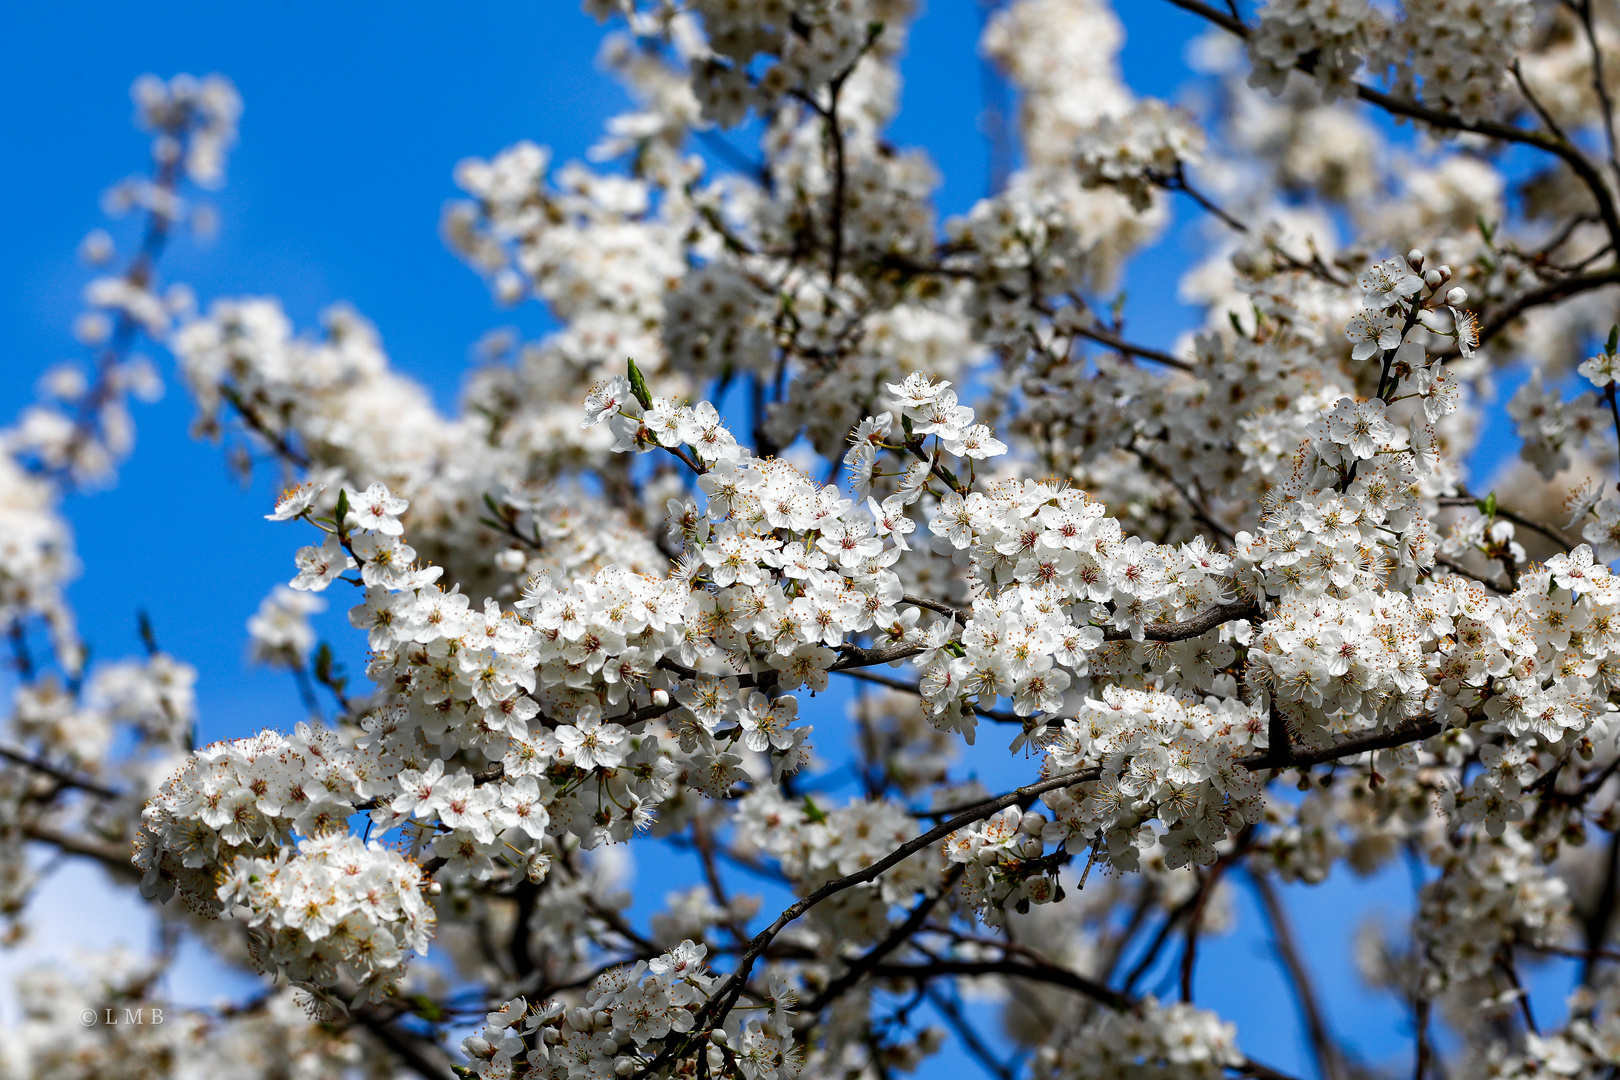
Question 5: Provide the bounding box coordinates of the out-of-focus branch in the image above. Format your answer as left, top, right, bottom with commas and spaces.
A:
1251, 871, 1346, 1080
1162, 0, 1620, 251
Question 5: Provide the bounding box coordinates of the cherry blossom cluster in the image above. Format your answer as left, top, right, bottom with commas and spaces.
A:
1245, 0, 1532, 120
1031, 998, 1242, 1080
736, 789, 942, 910
22, 4, 1620, 1078
128, 72, 241, 192
661, 0, 899, 127
1412, 829, 1569, 991
1074, 99, 1206, 212
457, 940, 801, 1080
1035, 688, 1266, 876
0, 950, 372, 1080
218, 831, 434, 1006
944, 806, 1065, 925
1246, 0, 1378, 100
1387, 0, 1534, 122
134, 724, 382, 913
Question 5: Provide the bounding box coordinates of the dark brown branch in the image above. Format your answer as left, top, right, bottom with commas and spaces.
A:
628, 764, 1106, 1079
1102, 600, 1261, 643
1242, 716, 1445, 771
835, 667, 1021, 724
219, 385, 312, 469
1070, 322, 1196, 372
1433, 554, 1511, 593
1251, 872, 1345, 1080
22, 822, 140, 881
866, 959, 1131, 1011
0, 746, 122, 799
353, 1009, 457, 1080
1510, 60, 1571, 145
1581, 827, 1620, 986
803, 864, 966, 1013
923, 986, 1014, 1080
1473, 268, 1620, 350
903, 594, 968, 626
1568, 0, 1620, 186
1436, 494, 1577, 550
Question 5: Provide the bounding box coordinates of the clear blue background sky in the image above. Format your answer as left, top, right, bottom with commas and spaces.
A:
0, 2, 1553, 1074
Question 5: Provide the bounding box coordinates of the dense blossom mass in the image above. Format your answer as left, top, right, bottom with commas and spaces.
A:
5, 1, 1620, 1078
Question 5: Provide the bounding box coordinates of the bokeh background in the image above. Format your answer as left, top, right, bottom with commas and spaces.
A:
0, 3, 1557, 1075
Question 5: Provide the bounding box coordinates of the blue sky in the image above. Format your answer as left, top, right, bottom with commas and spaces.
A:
0, 1, 1555, 1075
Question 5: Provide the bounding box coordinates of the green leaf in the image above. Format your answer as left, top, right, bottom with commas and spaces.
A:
801, 795, 827, 824
627, 357, 653, 409
1228, 310, 1245, 339
1607, 324, 1618, 357
1476, 491, 1497, 519
1476, 215, 1496, 246
409, 994, 444, 1023
333, 488, 350, 533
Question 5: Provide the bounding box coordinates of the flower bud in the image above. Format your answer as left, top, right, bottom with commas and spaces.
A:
652, 688, 670, 707
1407, 248, 1424, 269
427, 881, 442, 896
616, 1059, 638, 1077
1018, 811, 1047, 836
1436, 264, 1452, 280
709, 1029, 729, 1047
1444, 286, 1467, 306
1423, 270, 1443, 288
977, 846, 1002, 867
568, 1007, 593, 1032
594, 1010, 612, 1029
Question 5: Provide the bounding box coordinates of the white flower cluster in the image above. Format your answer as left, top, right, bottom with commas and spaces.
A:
219, 832, 434, 1006
944, 806, 1065, 925
980, 0, 1131, 166
1414, 829, 1568, 990
1032, 998, 1243, 1080
0, 950, 372, 1080
917, 473, 1235, 738
134, 724, 381, 913
129, 72, 241, 190
445, 139, 685, 317
0, 455, 77, 659
174, 298, 665, 598
683, 0, 897, 126
246, 585, 325, 668
1074, 99, 1206, 212
1246, 0, 1375, 100
736, 789, 942, 908
1037, 685, 1267, 869
1508, 370, 1608, 480
459, 940, 800, 1080
1390, 0, 1534, 122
